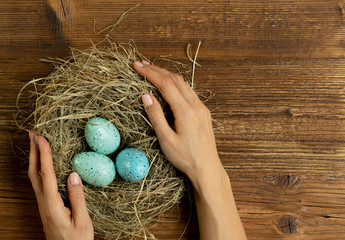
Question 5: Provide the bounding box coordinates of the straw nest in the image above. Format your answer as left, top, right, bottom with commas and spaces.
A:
15, 40, 199, 239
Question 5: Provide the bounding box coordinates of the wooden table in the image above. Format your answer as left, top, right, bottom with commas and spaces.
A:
2, 0, 345, 239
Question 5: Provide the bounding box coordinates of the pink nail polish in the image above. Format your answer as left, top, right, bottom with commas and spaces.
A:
70, 172, 81, 185
34, 133, 39, 150
142, 60, 150, 66
142, 94, 153, 107
29, 131, 33, 141
134, 61, 144, 68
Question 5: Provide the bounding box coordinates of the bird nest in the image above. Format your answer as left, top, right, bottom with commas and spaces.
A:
15, 40, 200, 239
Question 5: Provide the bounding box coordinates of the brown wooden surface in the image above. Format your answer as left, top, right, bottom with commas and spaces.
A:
2, 0, 345, 239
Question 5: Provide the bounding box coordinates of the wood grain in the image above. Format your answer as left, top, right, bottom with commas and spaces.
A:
2, 0, 345, 239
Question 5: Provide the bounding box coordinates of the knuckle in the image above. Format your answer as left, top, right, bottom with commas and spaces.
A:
194, 101, 210, 115
170, 73, 183, 82
39, 168, 49, 178
182, 80, 192, 88
144, 66, 157, 77
39, 167, 55, 178
162, 76, 174, 87
68, 188, 84, 201
190, 94, 201, 104
150, 65, 160, 71
28, 169, 34, 180
175, 74, 184, 82
149, 110, 163, 127
144, 65, 153, 73
38, 169, 47, 177
184, 104, 211, 120
201, 105, 211, 116
160, 135, 177, 150
184, 105, 196, 117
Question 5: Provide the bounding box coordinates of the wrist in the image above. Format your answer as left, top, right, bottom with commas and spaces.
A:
188, 159, 226, 196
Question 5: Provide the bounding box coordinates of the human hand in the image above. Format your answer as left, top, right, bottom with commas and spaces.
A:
28, 132, 94, 240
134, 61, 223, 190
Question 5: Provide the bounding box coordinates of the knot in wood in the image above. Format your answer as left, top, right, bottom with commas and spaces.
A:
276, 175, 300, 189
279, 216, 298, 234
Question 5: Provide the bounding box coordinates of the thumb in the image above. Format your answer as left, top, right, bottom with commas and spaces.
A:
67, 172, 89, 223
141, 94, 175, 140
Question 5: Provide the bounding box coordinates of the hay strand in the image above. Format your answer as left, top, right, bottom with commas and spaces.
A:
96, 4, 140, 35
186, 41, 202, 89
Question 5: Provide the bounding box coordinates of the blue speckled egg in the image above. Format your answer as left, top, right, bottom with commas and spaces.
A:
85, 117, 121, 155
115, 148, 149, 182
72, 152, 116, 187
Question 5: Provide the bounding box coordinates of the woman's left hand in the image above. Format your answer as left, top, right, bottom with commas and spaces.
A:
28, 131, 94, 240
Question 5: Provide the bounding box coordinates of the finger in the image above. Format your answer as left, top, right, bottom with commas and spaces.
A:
142, 94, 176, 141
142, 63, 171, 76
67, 172, 90, 223
134, 61, 188, 114
28, 131, 42, 194
36, 135, 59, 198
141, 61, 199, 103
169, 74, 199, 103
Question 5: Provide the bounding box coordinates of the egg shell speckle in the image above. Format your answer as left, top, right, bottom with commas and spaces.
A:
116, 148, 149, 182
85, 117, 121, 155
72, 151, 116, 187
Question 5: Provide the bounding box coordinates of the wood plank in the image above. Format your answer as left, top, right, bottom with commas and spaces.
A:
232, 174, 345, 239
2, 0, 345, 59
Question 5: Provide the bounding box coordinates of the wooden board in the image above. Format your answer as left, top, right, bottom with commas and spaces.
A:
2, 0, 345, 239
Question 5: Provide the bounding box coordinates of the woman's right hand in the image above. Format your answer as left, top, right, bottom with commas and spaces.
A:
133, 61, 223, 189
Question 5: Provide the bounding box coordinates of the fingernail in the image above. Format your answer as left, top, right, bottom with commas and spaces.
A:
70, 172, 81, 186
134, 61, 144, 68
34, 133, 39, 148
142, 94, 153, 107
142, 60, 150, 66
29, 131, 33, 142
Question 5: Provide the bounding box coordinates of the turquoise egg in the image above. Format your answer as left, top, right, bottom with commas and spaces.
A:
85, 117, 121, 155
115, 148, 149, 182
72, 152, 116, 187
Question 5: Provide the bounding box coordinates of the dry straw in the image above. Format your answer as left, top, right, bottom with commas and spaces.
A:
15, 36, 202, 239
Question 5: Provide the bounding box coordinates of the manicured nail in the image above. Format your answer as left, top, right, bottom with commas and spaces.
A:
134, 61, 144, 68
70, 172, 81, 186
29, 131, 33, 142
34, 132, 39, 150
142, 60, 150, 66
142, 94, 153, 107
